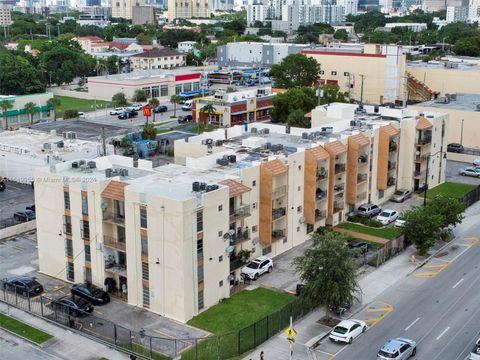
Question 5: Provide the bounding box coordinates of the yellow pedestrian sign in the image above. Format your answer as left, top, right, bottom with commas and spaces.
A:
287, 337, 295, 344
285, 326, 297, 338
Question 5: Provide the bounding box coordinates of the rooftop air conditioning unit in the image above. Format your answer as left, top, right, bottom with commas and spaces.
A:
43, 143, 51, 150
216, 158, 229, 166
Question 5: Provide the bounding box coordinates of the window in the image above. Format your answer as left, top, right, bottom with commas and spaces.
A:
142, 87, 151, 97
298, 186, 301, 191
67, 262, 74, 282
140, 208, 147, 228
252, 180, 256, 186
297, 226, 300, 232
331, 71, 337, 75
219, 280, 223, 287
197, 211, 203, 232
160, 84, 168, 97
297, 206, 302, 213
197, 265, 204, 283
283, 237, 288, 243
175, 84, 182, 94
183, 82, 192, 92
141, 235, 148, 256
63, 215, 72, 235
252, 202, 257, 209
262, 245, 272, 255
192, 82, 200, 90
320, 70, 325, 75
142, 287, 150, 308
84, 267, 92, 283
252, 225, 258, 232
81, 194, 88, 215
298, 165, 302, 170
198, 290, 204, 310
218, 205, 223, 212
197, 238, 203, 259
344, 72, 350, 76
379, 190, 384, 199
218, 230, 223, 237
142, 262, 149, 281
219, 255, 223, 262
64, 191, 70, 210
84, 244, 91, 262
66, 239, 73, 257
81, 220, 90, 240
151, 86, 159, 98
306, 224, 314, 234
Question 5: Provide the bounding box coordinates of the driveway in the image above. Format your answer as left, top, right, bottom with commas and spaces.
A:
0, 181, 35, 227
446, 160, 480, 186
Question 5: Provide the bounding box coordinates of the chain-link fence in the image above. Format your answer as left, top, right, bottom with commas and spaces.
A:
0, 280, 313, 360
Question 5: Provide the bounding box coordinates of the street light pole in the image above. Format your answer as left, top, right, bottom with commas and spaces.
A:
460, 118, 464, 145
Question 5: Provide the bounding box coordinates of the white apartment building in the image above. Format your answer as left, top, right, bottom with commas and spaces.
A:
177, 41, 197, 53
468, 0, 480, 21
130, 49, 186, 71
0, 5, 12, 26
337, 0, 358, 15
34, 103, 448, 323
384, 22, 428, 32
446, 6, 469, 22
247, 4, 268, 25
167, 0, 211, 21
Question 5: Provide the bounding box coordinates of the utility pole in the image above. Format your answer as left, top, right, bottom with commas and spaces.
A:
460, 118, 464, 145
101, 127, 106, 156
359, 74, 365, 105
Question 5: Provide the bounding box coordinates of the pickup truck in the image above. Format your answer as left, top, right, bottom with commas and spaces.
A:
467, 337, 480, 360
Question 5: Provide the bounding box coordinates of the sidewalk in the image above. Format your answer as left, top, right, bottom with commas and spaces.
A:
0, 302, 128, 360
243, 246, 419, 360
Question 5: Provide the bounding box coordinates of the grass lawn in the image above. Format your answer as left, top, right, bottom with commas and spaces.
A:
120, 343, 170, 360
187, 288, 294, 335
337, 223, 402, 240
0, 313, 53, 344
426, 182, 476, 200
54, 96, 114, 115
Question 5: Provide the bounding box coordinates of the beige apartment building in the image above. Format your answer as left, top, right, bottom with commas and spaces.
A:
167, 0, 211, 21
130, 49, 186, 71
0, 5, 12, 26
112, 0, 145, 19
34, 104, 448, 323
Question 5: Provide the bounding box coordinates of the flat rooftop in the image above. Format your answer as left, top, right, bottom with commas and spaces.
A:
407, 59, 480, 72
89, 68, 200, 82
416, 93, 480, 112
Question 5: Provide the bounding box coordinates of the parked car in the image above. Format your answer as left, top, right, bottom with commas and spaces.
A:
118, 111, 136, 120
241, 256, 273, 280
3, 277, 44, 297
182, 100, 193, 111
178, 115, 192, 123
329, 302, 352, 316
26, 205, 35, 212
71, 284, 110, 305
377, 209, 399, 225
125, 107, 138, 115
110, 107, 125, 115
459, 167, 480, 178
468, 337, 480, 360
153, 105, 168, 113
377, 338, 417, 360
13, 210, 35, 222
391, 189, 412, 203
132, 104, 144, 111
394, 216, 406, 227
357, 203, 382, 218
51, 296, 94, 317
78, 112, 85, 119
447, 143, 464, 153
0, 179, 5, 192
329, 319, 367, 344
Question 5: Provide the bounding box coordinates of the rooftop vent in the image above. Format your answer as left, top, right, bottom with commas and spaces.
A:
87, 161, 96, 169
216, 158, 229, 166
192, 181, 200, 192
250, 127, 258, 134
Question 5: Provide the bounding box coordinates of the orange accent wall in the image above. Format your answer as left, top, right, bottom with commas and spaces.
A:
346, 138, 360, 205
304, 150, 318, 224
259, 164, 273, 245
377, 127, 390, 190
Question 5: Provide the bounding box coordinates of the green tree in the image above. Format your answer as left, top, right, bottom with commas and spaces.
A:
63, 109, 79, 119
105, 55, 122, 75
401, 206, 443, 256
47, 97, 61, 121
136, 33, 153, 45
24, 102, 37, 125
349, 11, 386, 33
0, 53, 45, 95
333, 29, 349, 42
271, 87, 317, 124
427, 195, 465, 230
39, 45, 81, 85
0, 99, 13, 130
132, 89, 148, 103
170, 94, 181, 117
148, 98, 160, 122
320, 84, 350, 105
271, 54, 320, 89
120, 135, 134, 156
453, 37, 480, 57
293, 231, 359, 313
112, 92, 128, 107
287, 109, 309, 128
142, 122, 157, 140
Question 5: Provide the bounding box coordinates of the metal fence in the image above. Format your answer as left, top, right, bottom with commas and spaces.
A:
0, 281, 312, 360
459, 185, 480, 208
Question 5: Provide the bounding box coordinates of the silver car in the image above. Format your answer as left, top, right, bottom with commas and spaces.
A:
357, 204, 382, 218
391, 189, 412, 203
459, 167, 480, 178
377, 338, 417, 360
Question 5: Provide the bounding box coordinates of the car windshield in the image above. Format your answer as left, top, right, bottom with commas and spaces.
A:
379, 212, 391, 217
25, 280, 38, 287
394, 191, 404, 195
333, 326, 349, 334
92, 288, 103, 295
246, 262, 260, 269
358, 206, 367, 212
378, 350, 397, 358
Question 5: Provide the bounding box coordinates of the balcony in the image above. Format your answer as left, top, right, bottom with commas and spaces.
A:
335, 163, 346, 174
229, 205, 251, 222
272, 185, 287, 198
230, 257, 247, 272
416, 137, 432, 146
387, 177, 396, 187
104, 235, 126, 252
357, 173, 368, 183
334, 201, 344, 212
316, 189, 327, 201
104, 261, 127, 276
389, 142, 397, 152
334, 183, 345, 192
388, 161, 396, 171
315, 210, 327, 221
272, 207, 286, 221
357, 192, 367, 202
358, 154, 368, 164
272, 229, 286, 241
317, 169, 328, 180
103, 212, 125, 226
415, 152, 429, 161
230, 229, 250, 245
414, 169, 426, 177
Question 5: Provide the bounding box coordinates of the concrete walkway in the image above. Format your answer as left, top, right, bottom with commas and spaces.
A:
0, 302, 128, 360
243, 246, 420, 360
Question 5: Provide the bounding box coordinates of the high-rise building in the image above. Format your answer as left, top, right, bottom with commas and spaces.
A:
112, 0, 145, 19
0, 5, 12, 26
167, 0, 211, 21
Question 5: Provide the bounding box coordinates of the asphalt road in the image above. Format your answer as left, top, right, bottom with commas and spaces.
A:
0, 329, 59, 360
333, 201, 480, 360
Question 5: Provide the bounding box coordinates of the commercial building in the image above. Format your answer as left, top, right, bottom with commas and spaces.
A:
87, 69, 202, 101
384, 22, 428, 32
217, 42, 309, 68
167, 0, 211, 21
33, 103, 448, 323
192, 87, 275, 127
0, 93, 54, 130
130, 49, 186, 71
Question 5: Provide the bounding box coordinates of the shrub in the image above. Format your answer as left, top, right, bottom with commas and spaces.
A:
347, 215, 383, 228
63, 109, 79, 119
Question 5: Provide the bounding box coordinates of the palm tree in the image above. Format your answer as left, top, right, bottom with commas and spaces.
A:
148, 98, 160, 122
24, 102, 37, 125
0, 99, 14, 130
170, 94, 181, 117
200, 103, 217, 125
47, 97, 61, 121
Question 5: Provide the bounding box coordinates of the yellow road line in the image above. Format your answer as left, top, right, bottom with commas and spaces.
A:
364, 301, 393, 327
423, 263, 449, 269
367, 307, 391, 313
52, 284, 67, 292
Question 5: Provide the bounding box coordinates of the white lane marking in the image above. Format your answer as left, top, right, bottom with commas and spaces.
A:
436, 327, 450, 340
452, 278, 464, 289
405, 317, 420, 331
449, 246, 470, 263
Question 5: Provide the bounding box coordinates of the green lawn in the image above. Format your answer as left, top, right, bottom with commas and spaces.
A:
120, 343, 170, 360
54, 96, 114, 115
337, 223, 402, 240
426, 182, 476, 200
187, 288, 294, 335
0, 313, 53, 344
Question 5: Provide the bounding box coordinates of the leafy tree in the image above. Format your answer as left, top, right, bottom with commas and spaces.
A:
105, 55, 122, 75
0, 99, 13, 130
120, 135, 134, 156
320, 84, 350, 105
333, 29, 349, 42
148, 98, 160, 121
132, 89, 148, 103
0, 52, 45, 95
271, 54, 320, 89
293, 231, 358, 312
401, 206, 443, 256
23, 102, 37, 125
349, 11, 386, 33
287, 109, 309, 128
63, 109, 79, 119
112, 92, 128, 107
136, 33, 153, 45
453, 37, 480, 57
271, 87, 317, 124
39, 45, 82, 85
47, 97, 61, 121
170, 94, 181, 117
427, 195, 465, 229
297, 23, 334, 36
142, 122, 157, 140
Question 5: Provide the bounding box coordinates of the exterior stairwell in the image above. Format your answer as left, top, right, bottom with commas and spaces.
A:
407, 72, 440, 102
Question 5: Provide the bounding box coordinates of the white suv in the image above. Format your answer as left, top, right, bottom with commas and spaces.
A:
241, 256, 273, 280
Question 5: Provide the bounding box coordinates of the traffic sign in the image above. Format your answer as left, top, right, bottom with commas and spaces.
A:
287, 337, 295, 344
285, 326, 297, 338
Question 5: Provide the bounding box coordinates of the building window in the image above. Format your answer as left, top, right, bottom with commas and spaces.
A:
252, 225, 258, 232
64, 191, 70, 210
297, 206, 302, 213
219, 280, 223, 287
141, 235, 148, 256
66, 239, 73, 257
262, 245, 272, 255
81, 220, 90, 240
218, 205, 223, 212
320, 70, 325, 75
306, 224, 314, 234
142, 262, 149, 281
297, 226, 300, 232
142, 287, 150, 308
197, 211, 203, 232
198, 290, 204, 310
218, 230, 223, 237
197, 238, 203, 259
283, 237, 288, 243
183, 82, 192, 92
85, 244, 91, 262
331, 71, 337, 75
140, 208, 147, 228
193, 82, 200, 91
142, 87, 151, 97
344, 72, 350, 76
252, 180, 256, 186
252, 202, 257, 209
219, 255, 223, 262
160, 84, 168, 97
151, 86, 159, 98
66, 262, 74, 282
175, 84, 183, 94
298, 186, 301, 191
197, 265, 204, 283
84, 267, 92, 283
379, 190, 384, 199
81, 194, 88, 215
63, 215, 72, 235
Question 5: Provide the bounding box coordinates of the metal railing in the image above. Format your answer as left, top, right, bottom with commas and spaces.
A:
317, 170, 328, 180
230, 229, 250, 244
272, 229, 286, 241
334, 163, 346, 174
104, 262, 127, 276
103, 235, 126, 252
334, 202, 344, 211
387, 177, 396, 187
315, 210, 327, 221
413, 170, 426, 177
102, 212, 125, 225
272, 185, 287, 198
416, 137, 432, 145
272, 207, 286, 220
229, 205, 251, 222
357, 192, 367, 202
229, 258, 247, 272
316, 190, 328, 201
357, 173, 368, 183
388, 161, 396, 170
334, 183, 345, 192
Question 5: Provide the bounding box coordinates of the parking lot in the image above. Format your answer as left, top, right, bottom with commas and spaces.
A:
446, 160, 480, 186
0, 181, 35, 227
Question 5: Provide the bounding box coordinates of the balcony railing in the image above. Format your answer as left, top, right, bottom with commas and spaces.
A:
315, 210, 327, 221
388, 161, 396, 170
389, 142, 397, 152
335, 163, 346, 174
357, 173, 368, 183
104, 261, 127, 276
415, 152, 429, 161
414, 170, 426, 177
317, 169, 328, 180
316, 190, 327, 201
358, 154, 368, 164
387, 177, 396, 187
103, 212, 125, 225
334, 201, 344, 212
104, 235, 126, 252
272, 185, 287, 198
230, 229, 250, 245
230, 257, 247, 272
229, 205, 251, 222
357, 192, 367, 202
272, 207, 287, 220
416, 137, 432, 145
272, 229, 286, 241
334, 183, 345, 192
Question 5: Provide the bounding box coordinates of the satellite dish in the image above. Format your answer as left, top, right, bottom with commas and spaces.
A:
227, 229, 235, 236
226, 246, 235, 254
299, 216, 305, 224
101, 201, 108, 211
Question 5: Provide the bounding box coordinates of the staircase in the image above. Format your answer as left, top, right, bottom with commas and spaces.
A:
407, 72, 440, 102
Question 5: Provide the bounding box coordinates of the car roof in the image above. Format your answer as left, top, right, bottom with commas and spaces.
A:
381, 338, 414, 352
254, 256, 270, 262
15, 277, 36, 283
336, 320, 360, 328
381, 209, 396, 214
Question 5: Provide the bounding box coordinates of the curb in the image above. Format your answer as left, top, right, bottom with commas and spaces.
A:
409, 238, 455, 274
0, 323, 52, 348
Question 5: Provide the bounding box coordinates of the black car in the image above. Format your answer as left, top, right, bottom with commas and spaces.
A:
71, 284, 110, 305
0, 180, 5, 192
13, 210, 35, 222
329, 302, 352, 316
153, 105, 168, 113
52, 296, 94, 317
118, 111, 136, 119
178, 115, 193, 123
4, 277, 44, 297
26, 205, 35, 212
447, 143, 464, 153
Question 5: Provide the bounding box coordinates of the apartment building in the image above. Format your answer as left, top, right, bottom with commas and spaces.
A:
112, 0, 145, 19
34, 104, 448, 323
0, 5, 12, 26
167, 0, 211, 21
130, 49, 186, 71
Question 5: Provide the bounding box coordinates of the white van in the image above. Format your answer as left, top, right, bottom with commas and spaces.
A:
182, 100, 192, 111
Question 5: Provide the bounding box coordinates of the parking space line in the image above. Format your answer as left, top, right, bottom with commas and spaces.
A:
315, 349, 336, 356
436, 327, 450, 340
52, 284, 66, 292
363, 301, 394, 327
452, 278, 464, 289
405, 317, 420, 331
